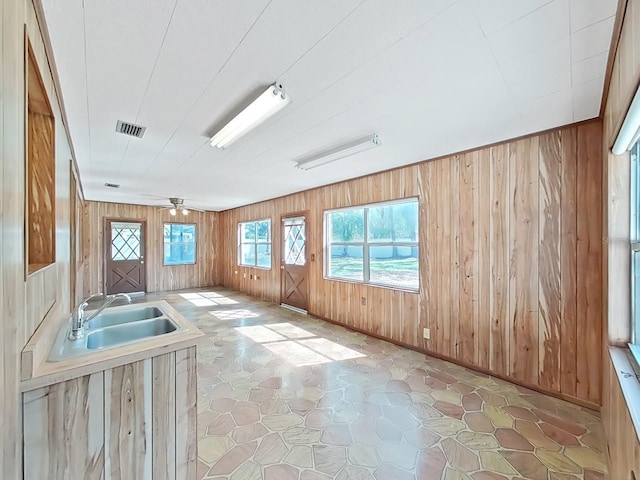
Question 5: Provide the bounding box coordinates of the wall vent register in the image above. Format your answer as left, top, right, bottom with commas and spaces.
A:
115, 120, 146, 138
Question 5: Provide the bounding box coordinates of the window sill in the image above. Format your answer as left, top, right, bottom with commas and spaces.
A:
610, 346, 640, 444
323, 275, 419, 294
238, 265, 272, 271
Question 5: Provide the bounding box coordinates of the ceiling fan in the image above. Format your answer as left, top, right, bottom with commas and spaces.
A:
161, 197, 204, 216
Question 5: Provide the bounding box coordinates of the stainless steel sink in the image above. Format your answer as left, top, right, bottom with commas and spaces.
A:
86, 318, 177, 350
48, 302, 184, 362
86, 306, 164, 329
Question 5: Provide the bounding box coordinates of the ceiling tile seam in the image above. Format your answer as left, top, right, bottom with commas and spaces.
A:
571, 12, 616, 34
81, 0, 93, 166
484, 0, 557, 37
475, 5, 525, 129
568, 0, 575, 120
115, 0, 180, 174
204, 0, 466, 161
277, 0, 368, 79
133, 0, 274, 182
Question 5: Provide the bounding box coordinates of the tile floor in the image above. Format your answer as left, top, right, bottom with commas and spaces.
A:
145, 288, 608, 480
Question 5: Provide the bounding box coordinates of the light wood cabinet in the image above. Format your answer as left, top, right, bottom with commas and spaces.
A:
22, 347, 197, 480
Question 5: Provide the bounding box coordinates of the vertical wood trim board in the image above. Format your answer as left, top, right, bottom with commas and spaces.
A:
23, 373, 105, 480
105, 359, 152, 480
175, 346, 198, 479
218, 121, 603, 406
152, 352, 176, 480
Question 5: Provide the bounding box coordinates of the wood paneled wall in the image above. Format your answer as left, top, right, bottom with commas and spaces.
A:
83, 201, 218, 296
1, 0, 79, 478
601, 0, 640, 476
23, 347, 197, 480
218, 121, 603, 408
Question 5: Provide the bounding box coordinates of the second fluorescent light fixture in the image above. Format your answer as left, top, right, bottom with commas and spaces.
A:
209, 83, 291, 149
295, 134, 382, 171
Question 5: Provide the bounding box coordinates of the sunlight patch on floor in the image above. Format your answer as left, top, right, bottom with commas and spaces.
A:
209, 309, 260, 320
180, 292, 238, 306
235, 323, 366, 366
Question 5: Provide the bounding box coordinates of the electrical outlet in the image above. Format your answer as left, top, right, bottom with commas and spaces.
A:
423, 328, 431, 340
361, 297, 366, 306
234, 270, 238, 275
243, 273, 246, 278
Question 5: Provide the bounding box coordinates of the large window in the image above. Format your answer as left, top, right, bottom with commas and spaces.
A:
632, 141, 640, 346
325, 198, 419, 290
239, 219, 272, 268
164, 223, 196, 265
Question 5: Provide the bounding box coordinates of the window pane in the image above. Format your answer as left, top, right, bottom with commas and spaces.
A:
257, 244, 271, 268
369, 245, 419, 289
256, 220, 270, 243
164, 242, 196, 265
327, 245, 364, 281
240, 244, 256, 266
368, 201, 418, 242
164, 223, 197, 265
634, 250, 640, 343
240, 222, 256, 241
329, 210, 364, 242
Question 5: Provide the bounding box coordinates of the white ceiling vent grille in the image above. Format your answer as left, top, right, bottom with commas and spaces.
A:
115, 120, 146, 138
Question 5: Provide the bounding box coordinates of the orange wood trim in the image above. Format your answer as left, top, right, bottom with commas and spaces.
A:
600, 0, 629, 119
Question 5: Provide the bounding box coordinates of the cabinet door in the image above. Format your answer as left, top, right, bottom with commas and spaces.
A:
23, 372, 104, 480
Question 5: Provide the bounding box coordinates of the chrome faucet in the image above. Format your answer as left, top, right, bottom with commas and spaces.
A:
69, 293, 132, 340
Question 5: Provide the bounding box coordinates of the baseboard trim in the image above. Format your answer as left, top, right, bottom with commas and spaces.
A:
309, 310, 601, 412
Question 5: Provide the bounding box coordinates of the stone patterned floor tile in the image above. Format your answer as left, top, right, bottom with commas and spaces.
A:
139, 288, 609, 480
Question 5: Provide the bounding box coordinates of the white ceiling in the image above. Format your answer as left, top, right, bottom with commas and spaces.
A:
41, 0, 618, 211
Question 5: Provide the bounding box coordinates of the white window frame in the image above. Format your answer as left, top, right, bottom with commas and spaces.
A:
238, 219, 272, 269
323, 197, 419, 292
163, 223, 197, 266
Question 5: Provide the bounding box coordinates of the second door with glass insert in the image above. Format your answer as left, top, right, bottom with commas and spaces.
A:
281, 216, 308, 311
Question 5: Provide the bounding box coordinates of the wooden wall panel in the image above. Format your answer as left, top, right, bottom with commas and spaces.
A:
23, 373, 105, 480
82, 201, 218, 296
576, 122, 603, 405
538, 130, 562, 393
2, 0, 78, 478
218, 121, 603, 407
152, 352, 176, 480
27, 110, 56, 270
601, 0, 640, 473
602, 349, 640, 480
105, 359, 152, 480
176, 347, 198, 479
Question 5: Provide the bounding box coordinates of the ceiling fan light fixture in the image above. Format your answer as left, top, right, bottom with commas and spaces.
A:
294, 134, 382, 171
210, 83, 291, 149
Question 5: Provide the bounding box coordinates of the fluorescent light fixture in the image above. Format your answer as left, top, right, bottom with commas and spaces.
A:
210, 83, 291, 149
613, 86, 640, 154
294, 134, 381, 171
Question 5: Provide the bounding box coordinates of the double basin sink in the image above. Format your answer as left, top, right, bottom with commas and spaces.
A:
49, 304, 180, 362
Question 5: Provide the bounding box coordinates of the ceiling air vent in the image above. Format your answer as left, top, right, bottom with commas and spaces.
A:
115, 120, 146, 138
104, 182, 120, 188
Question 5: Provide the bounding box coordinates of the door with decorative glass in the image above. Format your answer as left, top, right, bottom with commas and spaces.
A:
105, 220, 146, 294
281, 215, 308, 311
